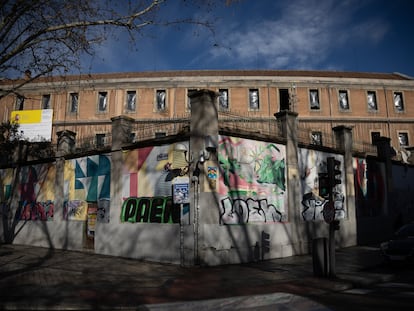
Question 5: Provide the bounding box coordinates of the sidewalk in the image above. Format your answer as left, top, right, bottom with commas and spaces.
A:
0, 244, 392, 310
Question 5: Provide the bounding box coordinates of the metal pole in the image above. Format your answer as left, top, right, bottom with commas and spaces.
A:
329, 221, 336, 277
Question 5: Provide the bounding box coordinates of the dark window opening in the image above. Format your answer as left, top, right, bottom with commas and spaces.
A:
42, 94, 51, 109
96, 134, 106, 148
279, 89, 290, 111
311, 132, 322, 146
371, 132, 381, 145
16, 96, 24, 110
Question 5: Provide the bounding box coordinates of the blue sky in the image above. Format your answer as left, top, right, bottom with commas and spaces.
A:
82, 0, 414, 77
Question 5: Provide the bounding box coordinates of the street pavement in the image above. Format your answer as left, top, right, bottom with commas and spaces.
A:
0, 243, 393, 310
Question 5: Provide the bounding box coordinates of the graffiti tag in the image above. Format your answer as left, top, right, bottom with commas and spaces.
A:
121, 197, 180, 223
220, 196, 283, 224
19, 200, 54, 221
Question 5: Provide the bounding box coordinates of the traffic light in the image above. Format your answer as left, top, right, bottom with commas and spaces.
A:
318, 173, 330, 199
327, 157, 341, 187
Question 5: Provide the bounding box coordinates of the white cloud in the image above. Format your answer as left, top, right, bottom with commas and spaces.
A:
199, 0, 389, 69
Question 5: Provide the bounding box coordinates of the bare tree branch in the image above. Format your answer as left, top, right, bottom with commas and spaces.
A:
0, 0, 223, 99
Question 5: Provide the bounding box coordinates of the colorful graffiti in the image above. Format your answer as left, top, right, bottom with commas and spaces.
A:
73, 154, 111, 201
122, 144, 187, 198
218, 136, 287, 224
0, 163, 56, 221
64, 154, 111, 221
19, 200, 54, 221
298, 148, 346, 221
121, 196, 179, 223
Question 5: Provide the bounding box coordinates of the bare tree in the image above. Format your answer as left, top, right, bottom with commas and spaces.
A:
0, 0, 235, 99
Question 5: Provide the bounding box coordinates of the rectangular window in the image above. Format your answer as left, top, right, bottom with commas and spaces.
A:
393, 92, 404, 112
367, 91, 378, 111
398, 132, 409, 147
279, 88, 290, 111
98, 91, 108, 112
309, 89, 320, 110
219, 89, 229, 110
311, 131, 322, 146
249, 89, 259, 109
95, 134, 106, 148
16, 95, 24, 110
371, 131, 381, 144
70, 93, 79, 113
155, 132, 166, 138
42, 94, 51, 109
126, 91, 136, 112
338, 90, 349, 110
156, 90, 166, 111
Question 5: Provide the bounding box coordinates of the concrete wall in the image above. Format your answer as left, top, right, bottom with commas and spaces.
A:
4, 90, 413, 266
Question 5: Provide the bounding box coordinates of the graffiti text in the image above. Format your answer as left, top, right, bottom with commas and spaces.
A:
121, 197, 179, 223
220, 197, 283, 224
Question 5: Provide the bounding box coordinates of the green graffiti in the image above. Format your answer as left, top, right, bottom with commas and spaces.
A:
121, 197, 179, 223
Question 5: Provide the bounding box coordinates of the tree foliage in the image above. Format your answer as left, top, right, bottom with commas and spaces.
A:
0, 0, 233, 99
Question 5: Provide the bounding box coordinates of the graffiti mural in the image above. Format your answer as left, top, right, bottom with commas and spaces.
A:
64, 154, 111, 221
121, 196, 179, 223
1, 163, 56, 221
218, 136, 287, 224
121, 144, 188, 224
298, 148, 345, 221
19, 200, 54, 221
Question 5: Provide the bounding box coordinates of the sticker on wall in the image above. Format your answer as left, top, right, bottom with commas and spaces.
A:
64, 200, 88, 221
207, 166, 218, 190
173, 177, 189, 204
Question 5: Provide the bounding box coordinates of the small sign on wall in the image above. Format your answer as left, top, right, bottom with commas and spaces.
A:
173, 177, 190, 204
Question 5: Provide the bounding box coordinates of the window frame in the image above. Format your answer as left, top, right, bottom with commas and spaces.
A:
309, 89, 320, 110
393, 91, 405, 112
248, 88, 260, 110
15, 95, 24, 110
69, 92, 79, 114
370, 131, 381, 145
125, 90, 137, 113
338, 90, 350, 111
278, 88, 290, 111
95, 133, 107, 148
366, 90, 378, 112
218, 88, 230, 111
42, 94, 51, 109
155, 89, 167, 112
398, 132, 409, 147
97, 91, 108, 113
310, 131, 323, 146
